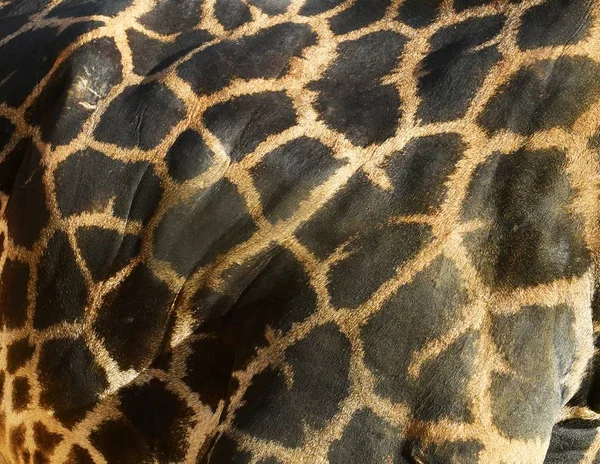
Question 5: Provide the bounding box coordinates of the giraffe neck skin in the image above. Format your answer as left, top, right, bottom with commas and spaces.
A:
1, 0, 600, 463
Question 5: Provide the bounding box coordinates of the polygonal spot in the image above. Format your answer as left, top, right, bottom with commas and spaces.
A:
55, 149, 163, 224
6, 337, 34, 374
228, 248, 319, 367
34, 231, 88, 329
119, 379, 196, 462
76, 226, 140, 281
479, 57, 600, 135
5, 139, 49, 248
38, 337, 108, 427
518, 0, 592, 49
328, 409, 402, 463
250, 137, 345, 223
361, 257, 471, 418
178, 23, 316, 94
417, 15, 504, 122
25, 38, 122, 145
204, 92, 297, 162
12, 376, 30, 411
94, 264, 172, 370
310, 31, 406, 147
490, 305, 576, 439
165, 129, 215, 182
90, 418, 153, 464
462, 148, 590, 288
234, 323, 351, 447
139, 0, 202, 34
0, 259, 29, 329
128, 29, 213, 76
154, 179, 256, 275
94, 82, 185, 150
329, 0, 390, 35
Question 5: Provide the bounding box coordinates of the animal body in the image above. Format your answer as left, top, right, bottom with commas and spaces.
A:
1, 0, 600, 462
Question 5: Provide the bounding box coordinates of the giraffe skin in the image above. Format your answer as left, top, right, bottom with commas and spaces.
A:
1, 0, 600, 462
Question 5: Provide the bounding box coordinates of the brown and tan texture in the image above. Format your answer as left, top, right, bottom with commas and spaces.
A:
1, 0, 600, 462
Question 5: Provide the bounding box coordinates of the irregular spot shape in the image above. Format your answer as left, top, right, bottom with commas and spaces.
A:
204, 91, 297, 162
518, 0, 592, 49
183, 336, 234, 411
490, 304, 576, 439
68, 445, 95, 464
3, 0, 52, 15
54, 149, 162, 224
328, 409, 402, 463
38, 337, 108, 427
0, 259, 29, 329
397, 0, 443, 28
127, 29, 213, 76
0, 22, 103, 107
10, 424, 26, 462
361, 258, 470, 408
295, 172, 413, 259
6, 337, 34, 374
33, 422, 61, 456
545, 419, 599, 464
12, 376, 30, 411
0, 135, 23, 195
462, 148, 590, 288
417, 439, 484, 463
0, 8, 29, 37
300, 0, 344, 15
34, 231, 88, 329
214, 0, 252, 30
94, 82, 185, 150
297, 133, 463, 258
229, 248, 319, 367
234, 323, 351, 447
0, 116, 14, 152
329, 0, 390, 35
191, 244, 278, 318
119, 379, 196, 462
250, 137, 345, 223
417, 15, 504, 122
479, 56, 600, 135
139, 0, 203, 34
76, 226, 141, 281
26, 38, 122, 145
384, 133, 465, 213
328, 221, 431, 308
154, 179, 256, 275
90, 418, 153, 464
248, 0, 291, 15
189, 248, 277, 324
178, 23, 316, 95
413, 332, 478, 422
5, 140, 49, 248
568, 291, 600, 410
310, 31, 406, 147
47, 0, 131, 17
148, 317, 176, 372
166, 129, 215, 182
94, 264, 172, 370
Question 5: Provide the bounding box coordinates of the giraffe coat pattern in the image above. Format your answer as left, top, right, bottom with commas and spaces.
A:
1, 0, 600, 462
